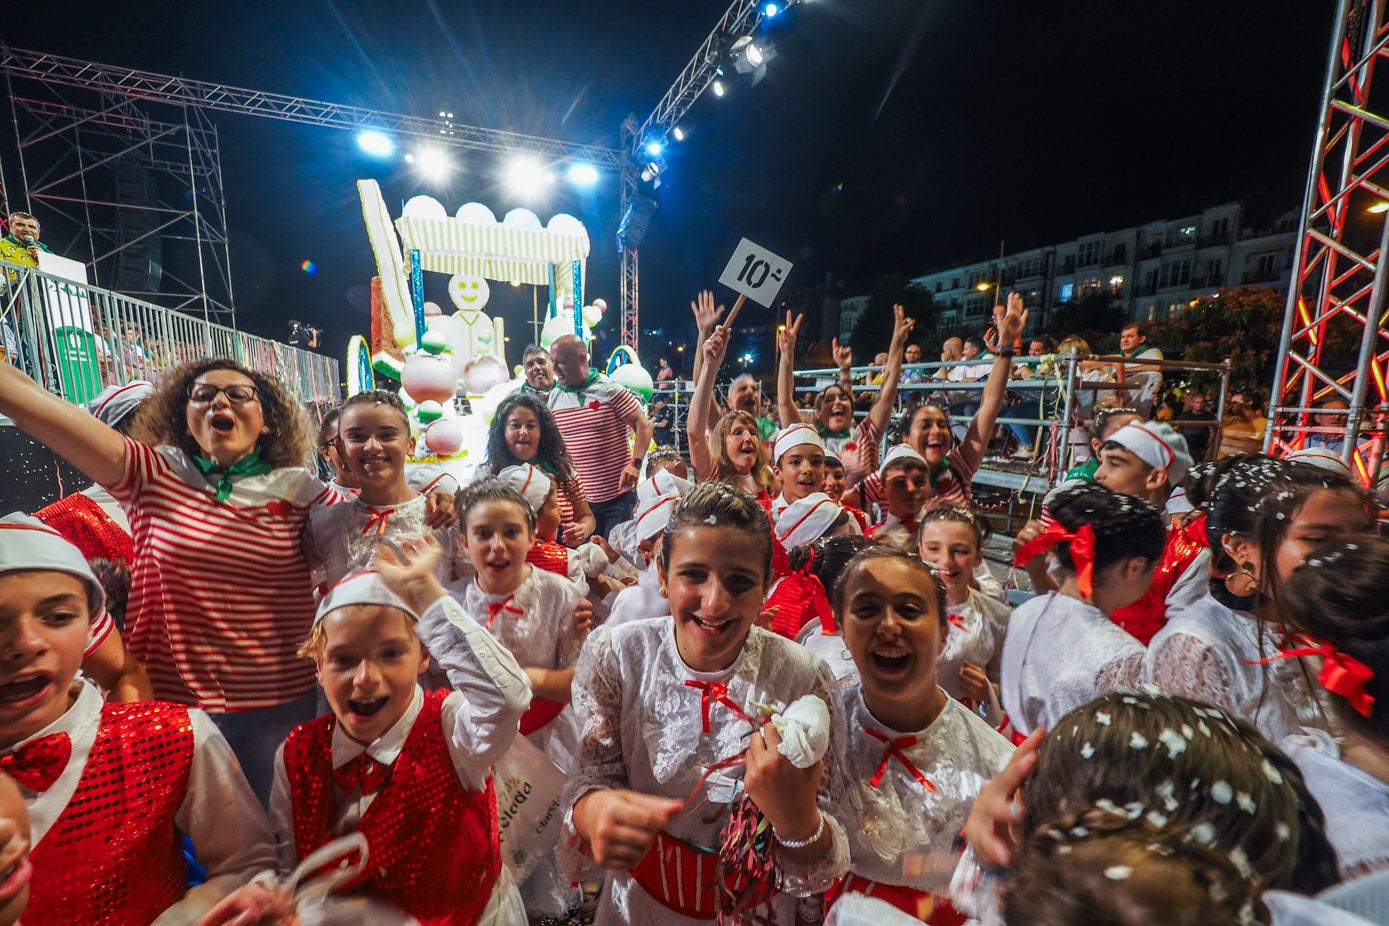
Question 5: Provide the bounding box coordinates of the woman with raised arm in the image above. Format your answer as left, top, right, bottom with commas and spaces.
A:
857, 293, 1027, 508
687, 324, 777, 502
0, 356, 333, 800
777, 305, 912, 493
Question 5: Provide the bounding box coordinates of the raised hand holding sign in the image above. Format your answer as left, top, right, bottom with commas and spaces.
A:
718, 237, 794, 330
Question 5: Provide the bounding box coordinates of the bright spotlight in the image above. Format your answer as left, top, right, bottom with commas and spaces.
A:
673, 126, 686, 142
567, 162, 600, 187
1370, 202, 1389, 215
356, 130, 394, 157
505, 156, 552, 198
646, 140, 665, 157
764, 2, 780, 16
414, 146, 453, 180
744, 42, 766, 68
712, 79, 726, 98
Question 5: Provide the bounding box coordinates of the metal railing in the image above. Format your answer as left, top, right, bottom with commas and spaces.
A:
0, 259, 339, 408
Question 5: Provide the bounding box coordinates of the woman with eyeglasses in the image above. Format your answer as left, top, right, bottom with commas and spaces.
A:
0, 356, 328, 801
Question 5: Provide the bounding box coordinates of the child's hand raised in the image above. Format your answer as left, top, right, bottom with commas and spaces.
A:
373, 535, 447, 616
743, 720, 825, 855
572, 789, 684, 870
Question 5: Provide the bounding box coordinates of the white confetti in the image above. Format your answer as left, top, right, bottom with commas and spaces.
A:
1158, 728, 1187, 759
1191, 823, 1216, 845
1197, 720, 1211, 737
1146, 811, 1169, 828
1129, 732, 1148, 750
1276, 822, 1291, 842
1181, 724, 1194, 739
1095, 712, 1112, 726
1262, 759, 1284, 785
1211, 780, 1233, 804
1124, 802, 1144, 820
1104, 866, 1132, 880
1080, 743, 1095, 759
1237, 792, 1256, 814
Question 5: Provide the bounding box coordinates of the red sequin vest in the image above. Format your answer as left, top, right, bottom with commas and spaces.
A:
526, 541, 571, 578
282, 689, 501, 925
25, 701, 195, 926
1110, 518, 1208, 646
34, 492, 134, 564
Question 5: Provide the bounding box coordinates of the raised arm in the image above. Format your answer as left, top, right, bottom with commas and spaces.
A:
776, 311, 805, 428
690, 290, 725, 429
865, 305, 914, 435
956, 293, 1026, 474
687, 326, 731, 481
0, 357, 128, 486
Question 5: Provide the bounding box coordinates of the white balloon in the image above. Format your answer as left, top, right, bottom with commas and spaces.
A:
547, 213, 587, 238
502, 208, 542, 231
462, 354, 510, 395
402, 195, 447, 220
455, 202, 498, 225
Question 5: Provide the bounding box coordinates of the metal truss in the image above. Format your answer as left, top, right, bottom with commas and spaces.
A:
3, 76, 236, 323
1269, 0, 1389, 483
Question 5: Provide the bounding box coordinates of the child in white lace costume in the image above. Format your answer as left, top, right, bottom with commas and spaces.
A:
563, 484, 851, 925
917, 505, 1010, 725
1146, 456, 1371, 744
831, 545, 1013, 921
1003, 483, 1165, 737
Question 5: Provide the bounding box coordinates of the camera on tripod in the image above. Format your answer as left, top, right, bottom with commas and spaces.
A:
288, 320, 321, 349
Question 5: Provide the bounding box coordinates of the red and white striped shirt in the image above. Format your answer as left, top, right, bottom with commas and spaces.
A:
109, 437, 337, 712
860, 445, 979, 514
547, 375, 642, 504
823, 418, 883, 491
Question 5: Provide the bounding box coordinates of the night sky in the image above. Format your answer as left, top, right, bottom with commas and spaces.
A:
1, 0, 1335, 369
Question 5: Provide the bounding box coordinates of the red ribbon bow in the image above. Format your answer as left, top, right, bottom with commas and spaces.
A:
1013, 522, 1098, 598
333, 752, 393, 795
0, 732, 72, 792
361, 507, 391, 537
685, 680, 756, 734
947, 613, 967, 632
802, 569, 836, 636
484, 595, 523, 630
1251, 642, 1376, 718
865, 728, 935, 792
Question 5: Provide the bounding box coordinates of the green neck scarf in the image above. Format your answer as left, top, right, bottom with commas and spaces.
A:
555, 369, 600, 394
193, 448, 273, 502
817, 425, 852, 441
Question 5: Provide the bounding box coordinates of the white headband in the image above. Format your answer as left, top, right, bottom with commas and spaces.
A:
775, 493, 844, 549
635, 493, 680, 541
773, 423, 826, 464
0, 513, 104, 613
879, 443, 929, 476
1286, 446, 1354, 479
1107, 421, 1193, 485
315, 570, 416, 627
495, 463, 553, 514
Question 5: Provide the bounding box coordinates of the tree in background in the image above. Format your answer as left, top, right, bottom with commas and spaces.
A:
1145, 286, 1285, 392
1043, 292, 1129, 350
849, 273, 934, 354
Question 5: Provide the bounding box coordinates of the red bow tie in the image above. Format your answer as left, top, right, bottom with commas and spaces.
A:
361, 507, 391, 536
865, 728, 935, 792
333, 752, 392, 795
484, 595, 523, 630
0, 732, 72, 792
684, 680, 755, 734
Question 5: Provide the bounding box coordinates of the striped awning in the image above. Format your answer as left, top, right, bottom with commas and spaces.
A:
396, 216, 590, 283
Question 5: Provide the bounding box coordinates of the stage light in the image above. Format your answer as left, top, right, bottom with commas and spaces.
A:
567, 162, 600, 187
357, 130, 394, 157
505, 156, 552, 198
414, 146, 453, 180
646, 140, 665, 157
764, 2, 780, 17
744, 41, 765, 68
713, 79, 726, 98
1370, 202, 1389, 214
673, 126, 686, 142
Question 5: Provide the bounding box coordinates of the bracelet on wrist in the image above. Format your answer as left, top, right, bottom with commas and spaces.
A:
998, 348, 1016, 359
773, 810, 824, 849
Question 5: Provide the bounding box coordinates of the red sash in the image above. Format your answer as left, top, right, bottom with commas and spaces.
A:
630, 829, 771, 920
826, 873, 966, 925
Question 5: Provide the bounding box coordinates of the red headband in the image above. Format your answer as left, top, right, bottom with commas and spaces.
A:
1014, 522, 1097, 598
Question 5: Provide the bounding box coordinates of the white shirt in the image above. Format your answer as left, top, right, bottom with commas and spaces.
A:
1283, 729, 1389, 880
12, 679, 275, 925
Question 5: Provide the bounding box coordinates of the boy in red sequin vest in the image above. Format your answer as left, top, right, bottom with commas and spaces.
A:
205, 538, 530, 926
0, 515, 274, 926
1094, 422, 1209, 644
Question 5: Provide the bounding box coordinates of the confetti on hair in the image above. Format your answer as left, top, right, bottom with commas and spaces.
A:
1211, 781, 1233, 804
1158, 728, 1187, 759
1275, 822, 1291, 842
1080, 743, 1094, 759
1236, 792, 1256, 815
1104, 866, 1132, 881
1129, 732, 1148, 750
1095, 712, 1112, 726
1262, 759, 1284, 785
1191, 823, 1216, 845
1146, 811, 1169, 828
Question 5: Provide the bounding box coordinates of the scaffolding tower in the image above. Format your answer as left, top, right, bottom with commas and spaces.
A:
1270, 0, 1389, 483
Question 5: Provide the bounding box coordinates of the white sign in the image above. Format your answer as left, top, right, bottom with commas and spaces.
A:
36, 253, 93, 332
718, 237, 793, 307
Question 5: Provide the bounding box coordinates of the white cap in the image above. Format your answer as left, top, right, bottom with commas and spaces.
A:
1107, 421, 1193, 485
1286, 446, 1354, 479
315, 570, 416, 627
635, 493, 680, 542
775, 493, 844, 549
495, 463, 553, 514
773, 423, 826, 465
878, 443, 929, 476
88, 380, 154, 428
0, 513, 104, 614
637, 468, 693, 502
